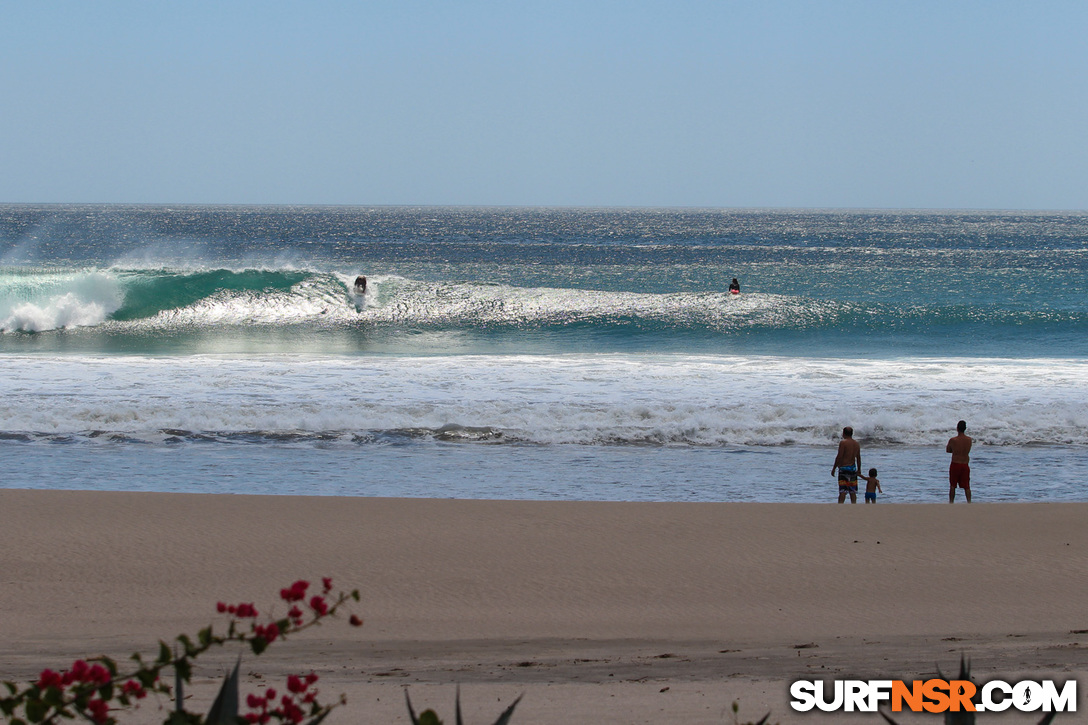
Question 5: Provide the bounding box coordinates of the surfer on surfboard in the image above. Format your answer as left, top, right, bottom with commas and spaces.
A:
729, 278, 740, 295
353, 275, 367, 295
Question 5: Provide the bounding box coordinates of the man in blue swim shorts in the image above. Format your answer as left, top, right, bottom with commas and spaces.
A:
832, 426, 862, 504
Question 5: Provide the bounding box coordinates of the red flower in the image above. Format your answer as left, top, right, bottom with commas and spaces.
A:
254, 622, 280, 643
288, 605, 304, 625
235, 602, 259, 618
280, 580, 309, 602
122, 679, 147, 699
87, 663, 111, 685
309, 596, 328, 616
280, 700, 305, 724
322, 577, 333, 593
37, 669, 63, 690
217, 602, 228, 613
286, 674, 305, 693
69, 660, 89, 681
349, 614, 364, 627
86, 698, 109, 724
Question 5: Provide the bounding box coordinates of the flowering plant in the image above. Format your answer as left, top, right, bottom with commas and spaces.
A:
0, 578, 361, 725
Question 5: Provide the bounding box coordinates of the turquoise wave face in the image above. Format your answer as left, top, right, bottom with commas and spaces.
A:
1, 266, 1087, 357
109, 269, 311, 320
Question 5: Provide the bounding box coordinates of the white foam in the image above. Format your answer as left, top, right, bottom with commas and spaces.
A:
0, 354, 1086, 447
0, 271, 123, 332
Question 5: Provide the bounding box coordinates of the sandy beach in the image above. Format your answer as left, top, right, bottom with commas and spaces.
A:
2, 489, 1086, 723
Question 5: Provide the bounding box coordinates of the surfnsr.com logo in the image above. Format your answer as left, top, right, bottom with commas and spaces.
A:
790, 679, 1077, 714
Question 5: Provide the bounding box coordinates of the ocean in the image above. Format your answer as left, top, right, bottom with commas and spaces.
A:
2, 205, 1087, 502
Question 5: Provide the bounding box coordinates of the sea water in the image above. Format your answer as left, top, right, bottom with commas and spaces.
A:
2, 206, 1087, 502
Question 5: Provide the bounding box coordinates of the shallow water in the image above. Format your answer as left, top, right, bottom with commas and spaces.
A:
5, 438, 1083, 503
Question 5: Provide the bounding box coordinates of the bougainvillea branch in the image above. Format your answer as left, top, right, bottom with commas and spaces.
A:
0, 579, 362, 725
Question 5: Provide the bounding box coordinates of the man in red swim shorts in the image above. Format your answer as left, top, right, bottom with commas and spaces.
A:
946, 420, 973, 503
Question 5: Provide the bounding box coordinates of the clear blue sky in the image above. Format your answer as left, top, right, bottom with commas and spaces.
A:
2, 1, 1086, 209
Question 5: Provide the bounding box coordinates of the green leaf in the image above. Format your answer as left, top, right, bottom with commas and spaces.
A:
25, 697, 47, 723
158, 641, 172, 665
351, 590, 360, 601
198, 626, 213, 648
177, 634, 197, 657
249, 637, 269, 656
303, 709, 334, 725
419, 710, 443, 725
97, 656, 118, 676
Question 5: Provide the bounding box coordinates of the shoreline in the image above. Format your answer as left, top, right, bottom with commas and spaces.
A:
2, 490, 1086, 723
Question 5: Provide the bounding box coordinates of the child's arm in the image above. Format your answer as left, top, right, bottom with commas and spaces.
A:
876, 479, 883, 492
857, 473, 871, 483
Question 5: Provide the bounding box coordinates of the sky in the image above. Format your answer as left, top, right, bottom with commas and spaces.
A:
2, 1, 1086, 209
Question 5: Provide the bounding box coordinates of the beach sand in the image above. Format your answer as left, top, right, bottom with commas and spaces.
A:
2, 489, 1086, 723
